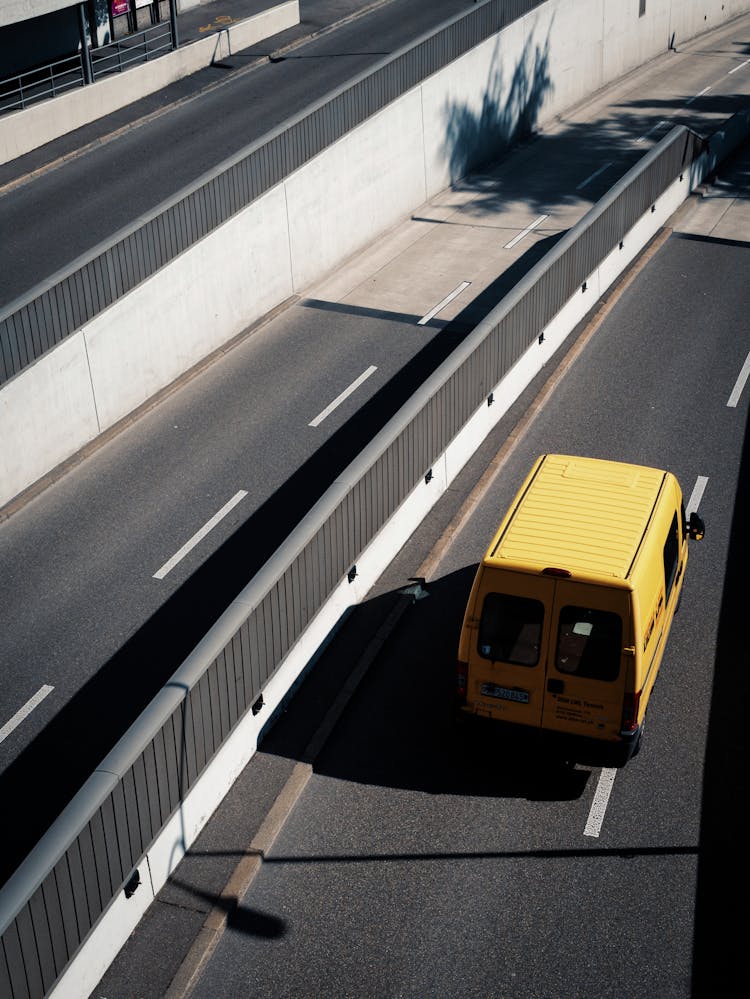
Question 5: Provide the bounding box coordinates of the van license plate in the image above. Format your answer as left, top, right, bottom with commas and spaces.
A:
481, 683, 529, 704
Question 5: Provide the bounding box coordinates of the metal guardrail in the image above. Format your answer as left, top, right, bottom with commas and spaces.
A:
0, 23, 173, 116
0, 121, 707, 999
91, 23, 174, 81
0, 0, 546, 386
0, 55, 85, 115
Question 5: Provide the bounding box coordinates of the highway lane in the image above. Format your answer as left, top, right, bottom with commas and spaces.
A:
164, 145, 750, 999
0, 15, 749, 890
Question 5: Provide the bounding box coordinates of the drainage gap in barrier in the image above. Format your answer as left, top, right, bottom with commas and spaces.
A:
124, 869, 141, 899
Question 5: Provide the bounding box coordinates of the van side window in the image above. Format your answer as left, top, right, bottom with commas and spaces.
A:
556, 607, 622, 681
478, 593, 544, 666
663, 512, 680, 602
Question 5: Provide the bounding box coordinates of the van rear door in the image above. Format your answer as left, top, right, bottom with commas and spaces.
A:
541, 582, 631, 741
469, 569, 555, 727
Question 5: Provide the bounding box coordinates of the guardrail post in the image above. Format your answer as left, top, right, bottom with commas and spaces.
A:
169, 0, 179, 50
77, 3, 94, 85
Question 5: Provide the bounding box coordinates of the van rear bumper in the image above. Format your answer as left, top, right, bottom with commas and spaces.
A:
456, 709, 642, 767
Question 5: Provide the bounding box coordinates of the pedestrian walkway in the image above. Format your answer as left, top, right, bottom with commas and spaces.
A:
175, 0, 291, 46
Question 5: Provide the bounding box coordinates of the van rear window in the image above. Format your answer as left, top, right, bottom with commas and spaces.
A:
555, 607, 622, 681
478, 593, 544, 666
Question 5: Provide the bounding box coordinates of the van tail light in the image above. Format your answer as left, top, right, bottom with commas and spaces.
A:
621, 690, 641, 734
456, 660, 468, 705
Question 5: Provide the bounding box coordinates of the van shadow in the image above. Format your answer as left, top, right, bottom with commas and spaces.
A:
262, 564, 591, 804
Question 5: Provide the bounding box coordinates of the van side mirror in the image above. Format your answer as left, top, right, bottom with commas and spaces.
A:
687, 511, 705, 541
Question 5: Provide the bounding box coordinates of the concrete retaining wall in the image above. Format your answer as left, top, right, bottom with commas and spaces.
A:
670, 0, 750, 42
1, 0, 748, 511
0, 1, 300, 164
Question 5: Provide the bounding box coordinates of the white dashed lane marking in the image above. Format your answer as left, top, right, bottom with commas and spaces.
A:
309, 366, 378, 428
504, 214, 549, 249
153, 490, 248, 580
0, 685, 54, 745
576, 162, 612, 191
417, 281, 471, 326
584, 768, 617, 838
727, 352, 750, 408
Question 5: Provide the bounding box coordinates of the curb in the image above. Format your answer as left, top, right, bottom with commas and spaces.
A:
164, 760, 312, 998
165, 590, 412, 997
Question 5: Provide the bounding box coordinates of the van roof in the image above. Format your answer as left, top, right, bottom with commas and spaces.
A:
488, 454, 668, 579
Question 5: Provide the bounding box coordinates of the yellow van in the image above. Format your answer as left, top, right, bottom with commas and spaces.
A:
456, 454, 704, 764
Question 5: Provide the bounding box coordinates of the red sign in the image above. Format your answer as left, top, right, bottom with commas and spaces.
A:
111, 1, 130, 16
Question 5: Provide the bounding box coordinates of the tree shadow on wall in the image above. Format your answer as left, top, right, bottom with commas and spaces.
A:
441, 30, 554, 186
435, 24, 749, 222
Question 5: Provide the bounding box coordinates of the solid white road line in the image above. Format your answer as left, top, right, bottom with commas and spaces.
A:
0, 685, 54, 745
686, 475, 709, 516
309, 365, 378, 428
417, 281, 471, 326
727, 351, 750, 408
685, 86, 711, 105
728, 58, 750, 75
584, 767, 618, 838
636, 120, 668, 143
576, 162, 612, 191
153, 490, 248, 580
504, 214, 549, 249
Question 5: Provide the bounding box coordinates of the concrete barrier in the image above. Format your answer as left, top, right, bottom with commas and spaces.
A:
0, 1, 300, 164
1, 0, 749, 513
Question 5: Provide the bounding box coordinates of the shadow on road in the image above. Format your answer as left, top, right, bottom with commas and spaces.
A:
262, 564, 592, 804
691, 399, 749, 996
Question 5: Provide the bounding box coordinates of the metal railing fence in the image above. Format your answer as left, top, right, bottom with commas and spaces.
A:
0, 55, 85, 115
0, 123, 706, 999
91, 23, 174, 81
0, 0, 546, 386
